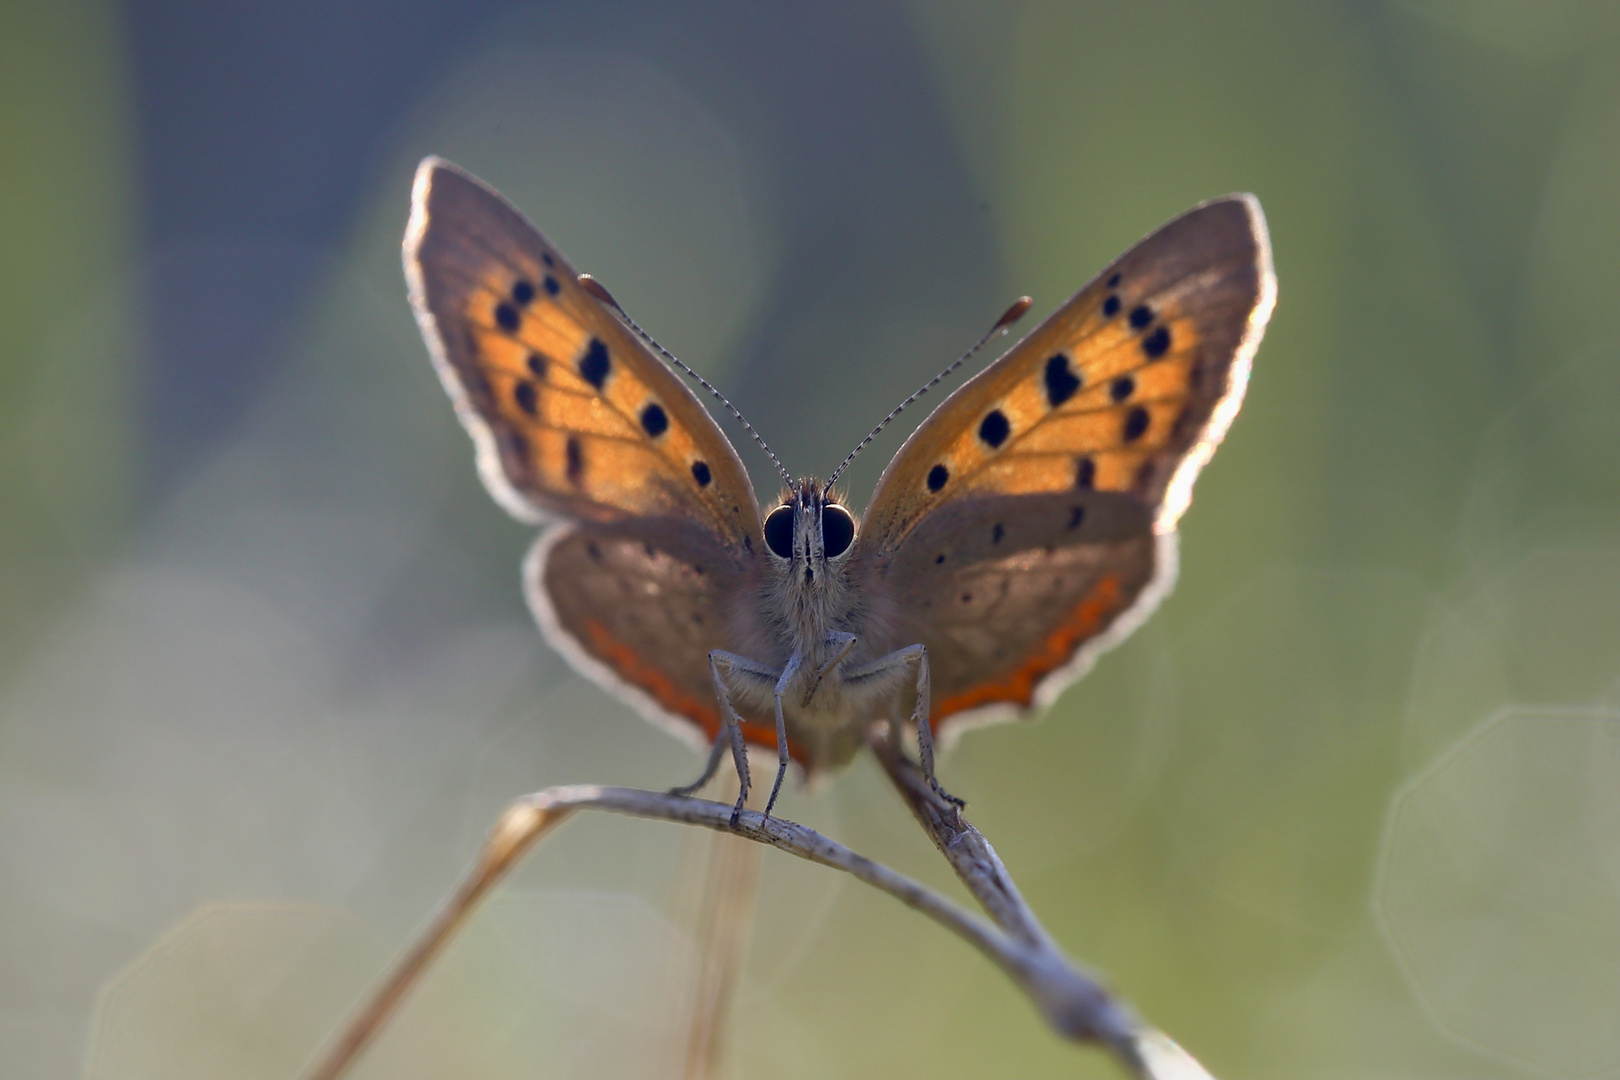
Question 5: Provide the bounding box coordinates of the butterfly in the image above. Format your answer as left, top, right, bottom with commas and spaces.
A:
404, 157, 1275, 824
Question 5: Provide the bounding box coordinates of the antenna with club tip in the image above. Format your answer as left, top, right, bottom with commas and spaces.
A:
578, 274, 795, 488
822, 295, 1033, 494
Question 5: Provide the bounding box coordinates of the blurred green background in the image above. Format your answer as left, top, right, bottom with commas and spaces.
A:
6, 1, 1620, 1077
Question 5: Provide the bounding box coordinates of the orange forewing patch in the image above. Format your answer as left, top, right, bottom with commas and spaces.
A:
857, 193, 1276, 567
406, 158, 760, 547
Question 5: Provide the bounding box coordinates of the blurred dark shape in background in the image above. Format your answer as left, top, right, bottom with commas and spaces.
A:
129, 0, 997, 495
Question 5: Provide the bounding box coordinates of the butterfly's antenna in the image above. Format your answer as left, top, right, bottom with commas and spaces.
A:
578, 274, 794, 487
823, 296, 1032, 494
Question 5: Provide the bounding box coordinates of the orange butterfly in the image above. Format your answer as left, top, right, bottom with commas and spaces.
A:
405, 157, 1275, 823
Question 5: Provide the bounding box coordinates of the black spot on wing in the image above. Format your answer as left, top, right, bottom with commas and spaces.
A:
495, 302, 520, 333
566, 436, 584, 484
527, 352, 547, 378
1067, 506, 1085, 529
543, 275, 560, 296
514, 380, 538, 416
511, 280, 535, 306
1110, 375, 1135, 402
992, 522, 1005, 544
927, 464, 949, 492
579, 338, 611, 389
1107, 272, 1121, 288
1142, 325, 1171, 358
542, 252, 556, 268
640, 403, 669, 437
691, 460, 712, 486
978, 409, 1010, 448
1129, 305, 1153, 330
1044, 354, 1081, 407
1075, 456, 1096, 489
1123, 406, 1150, 443
1103, 294, 1120, 317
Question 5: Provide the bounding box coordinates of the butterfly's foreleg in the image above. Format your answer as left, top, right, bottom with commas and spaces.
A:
705, 650, 781, 828
764, 652, 804, 821
801, 631, 857, 706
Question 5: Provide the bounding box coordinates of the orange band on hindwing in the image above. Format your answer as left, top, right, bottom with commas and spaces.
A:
932, 572, 1124, 720
582, 619, 799, 755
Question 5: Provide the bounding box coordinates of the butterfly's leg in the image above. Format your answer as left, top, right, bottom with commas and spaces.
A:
843, 643, 963, 809
908, 647, 963, 808
764, 652, 804, 821
800, 631, 856, 706
724, 718, 750, 826
668, 726, 731, 798
706, 649, 783, 827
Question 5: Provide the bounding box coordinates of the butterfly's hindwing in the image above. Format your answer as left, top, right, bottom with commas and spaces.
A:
873, 491, 1160, 717
526, 516, 783, 753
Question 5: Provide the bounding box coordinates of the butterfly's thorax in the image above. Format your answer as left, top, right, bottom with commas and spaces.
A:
724, 480, 906, 767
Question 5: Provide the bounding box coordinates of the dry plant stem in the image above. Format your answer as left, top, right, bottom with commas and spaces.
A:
868, 732, 1147, 1070
304, 783, 1182, 1080
302, 800, 576, 1080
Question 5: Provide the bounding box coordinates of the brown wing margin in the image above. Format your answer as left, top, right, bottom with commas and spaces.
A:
1149, 195, 1275, 533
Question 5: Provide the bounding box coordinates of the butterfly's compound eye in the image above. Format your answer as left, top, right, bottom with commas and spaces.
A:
764, 505, 796, 559
822, 504, 855, 557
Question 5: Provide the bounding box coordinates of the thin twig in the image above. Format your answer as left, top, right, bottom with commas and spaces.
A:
868, 730, 1213, 1079
302, 783, 1212, 1080
868, 734, 1135, 1050
302, 798, 576, 1080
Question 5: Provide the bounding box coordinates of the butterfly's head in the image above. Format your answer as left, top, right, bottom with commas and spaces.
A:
762, 478, 857, 587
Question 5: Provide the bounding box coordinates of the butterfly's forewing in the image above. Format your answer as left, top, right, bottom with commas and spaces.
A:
405, 157, 759, 542
857, 195, 1274, 735
406, 157, 764, 746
